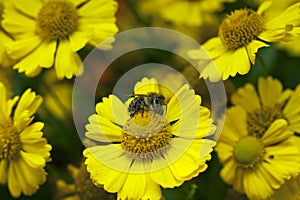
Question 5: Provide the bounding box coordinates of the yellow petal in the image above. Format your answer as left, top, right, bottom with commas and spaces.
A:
78, 0, 118, 18
55, 39, 83, 79
231, 84, 261, 112
14, 0, 42, 18
223, 47, 250, 79
202, 37, 228, 59
20, 151, 45, 168
258, 76, 283, 108
96, 95, 129, 127
283, 85, 300, 133
0, 160, 8, 184
84, 150, 128, 193
8, 162, 22, 198
12, 41, 56, 76
151, 164, 183, 188
257, 1, 272, 15
85, 114, 122, 142
133, 77, 160, 95
19, 122, 44, 140
5, 36, 42, 60
218, 107, 248, 154
219, 159, 236, 184
69, 24, 94, 51
246, 40, 269, 64
14, 89, 43, 130
262, 119, 293, 146
243, 167, 274, 199
2, 5, 36, 37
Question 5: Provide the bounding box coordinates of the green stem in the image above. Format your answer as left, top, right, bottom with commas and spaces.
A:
257, 54, 268, 76
123, 0, 151, 26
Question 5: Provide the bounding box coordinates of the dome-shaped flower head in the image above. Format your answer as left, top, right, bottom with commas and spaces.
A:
83, 77, 216, 200
216, 106, 300, 199
0, 82, 52, 198
188, 1, 300, 81
1, 0, 118, 79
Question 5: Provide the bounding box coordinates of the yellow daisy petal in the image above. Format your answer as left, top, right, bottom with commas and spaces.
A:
8, 162, 22, 198
262, 119, 293, 146
224, 47, 250, 78
69, 24, 94, 51
5, 36, 42, 60
247, 40, 269, 64
220, 159, 236, 184
265, 2, 300, 31
0, 160, 8, 184
283, 85, 300, 133
231, 84, 261, 112
85, 114, 122, 142
95, 95, 129, 126
202, 37, 228, 59
243, 168, 274, 199
55, 39, 83, 79
258, 76, 284, 108
151, 164, 183, 188
12, 41, 56, 76
14, 89, 42, 131
14, 0, 42, 18
19, 122, 44, 140
20, 151, 45, 168
2, 5, 36, 37
134, 77, 160, 95
78, 0, 118, 18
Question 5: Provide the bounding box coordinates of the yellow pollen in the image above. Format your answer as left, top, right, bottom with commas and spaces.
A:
219, 8, 265, 50
0, 119, 22, 161
37, 0, 78, 40
121, 112, 172, 159
233, 136, 265, 169
247, 107, 284, 138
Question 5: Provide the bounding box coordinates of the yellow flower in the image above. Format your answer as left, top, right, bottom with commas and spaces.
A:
216, 106, 300, 199
231, 76, 300, 136
56, 162, 116, 200
84, 77, 216, 200
188, 1, 300, 81
261, 0, 300, 57
147, 0, 234, 27
0, 0, 14, 68
2, 0, 118, 79
0, 82, 52, 198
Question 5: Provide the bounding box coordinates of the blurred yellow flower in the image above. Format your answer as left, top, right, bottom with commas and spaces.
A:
0, 31, 14, 67
261, 0, 300, 57
56, 162, 116, 200
231, 76, 300, 136
188, 1, 300, 81
0, 82, 52, 198
216, 106, 300, 199
2, 0, 118, 79
268, 171, 300, 199
84, 77, 216, 200
144, 0, 234, 27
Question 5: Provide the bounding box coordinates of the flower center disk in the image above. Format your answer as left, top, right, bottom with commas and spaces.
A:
37, 0, 78, 40
247, 107, 284, 138
0, 120, 22, 161
121, 112, 172, 159
219, 8, 264, 49
233, 136, 265, 168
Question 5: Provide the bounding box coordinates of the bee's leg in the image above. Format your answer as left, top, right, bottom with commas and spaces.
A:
141, 101, 145, 116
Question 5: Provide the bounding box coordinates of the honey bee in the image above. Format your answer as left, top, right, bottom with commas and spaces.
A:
128, 93, 165, 117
